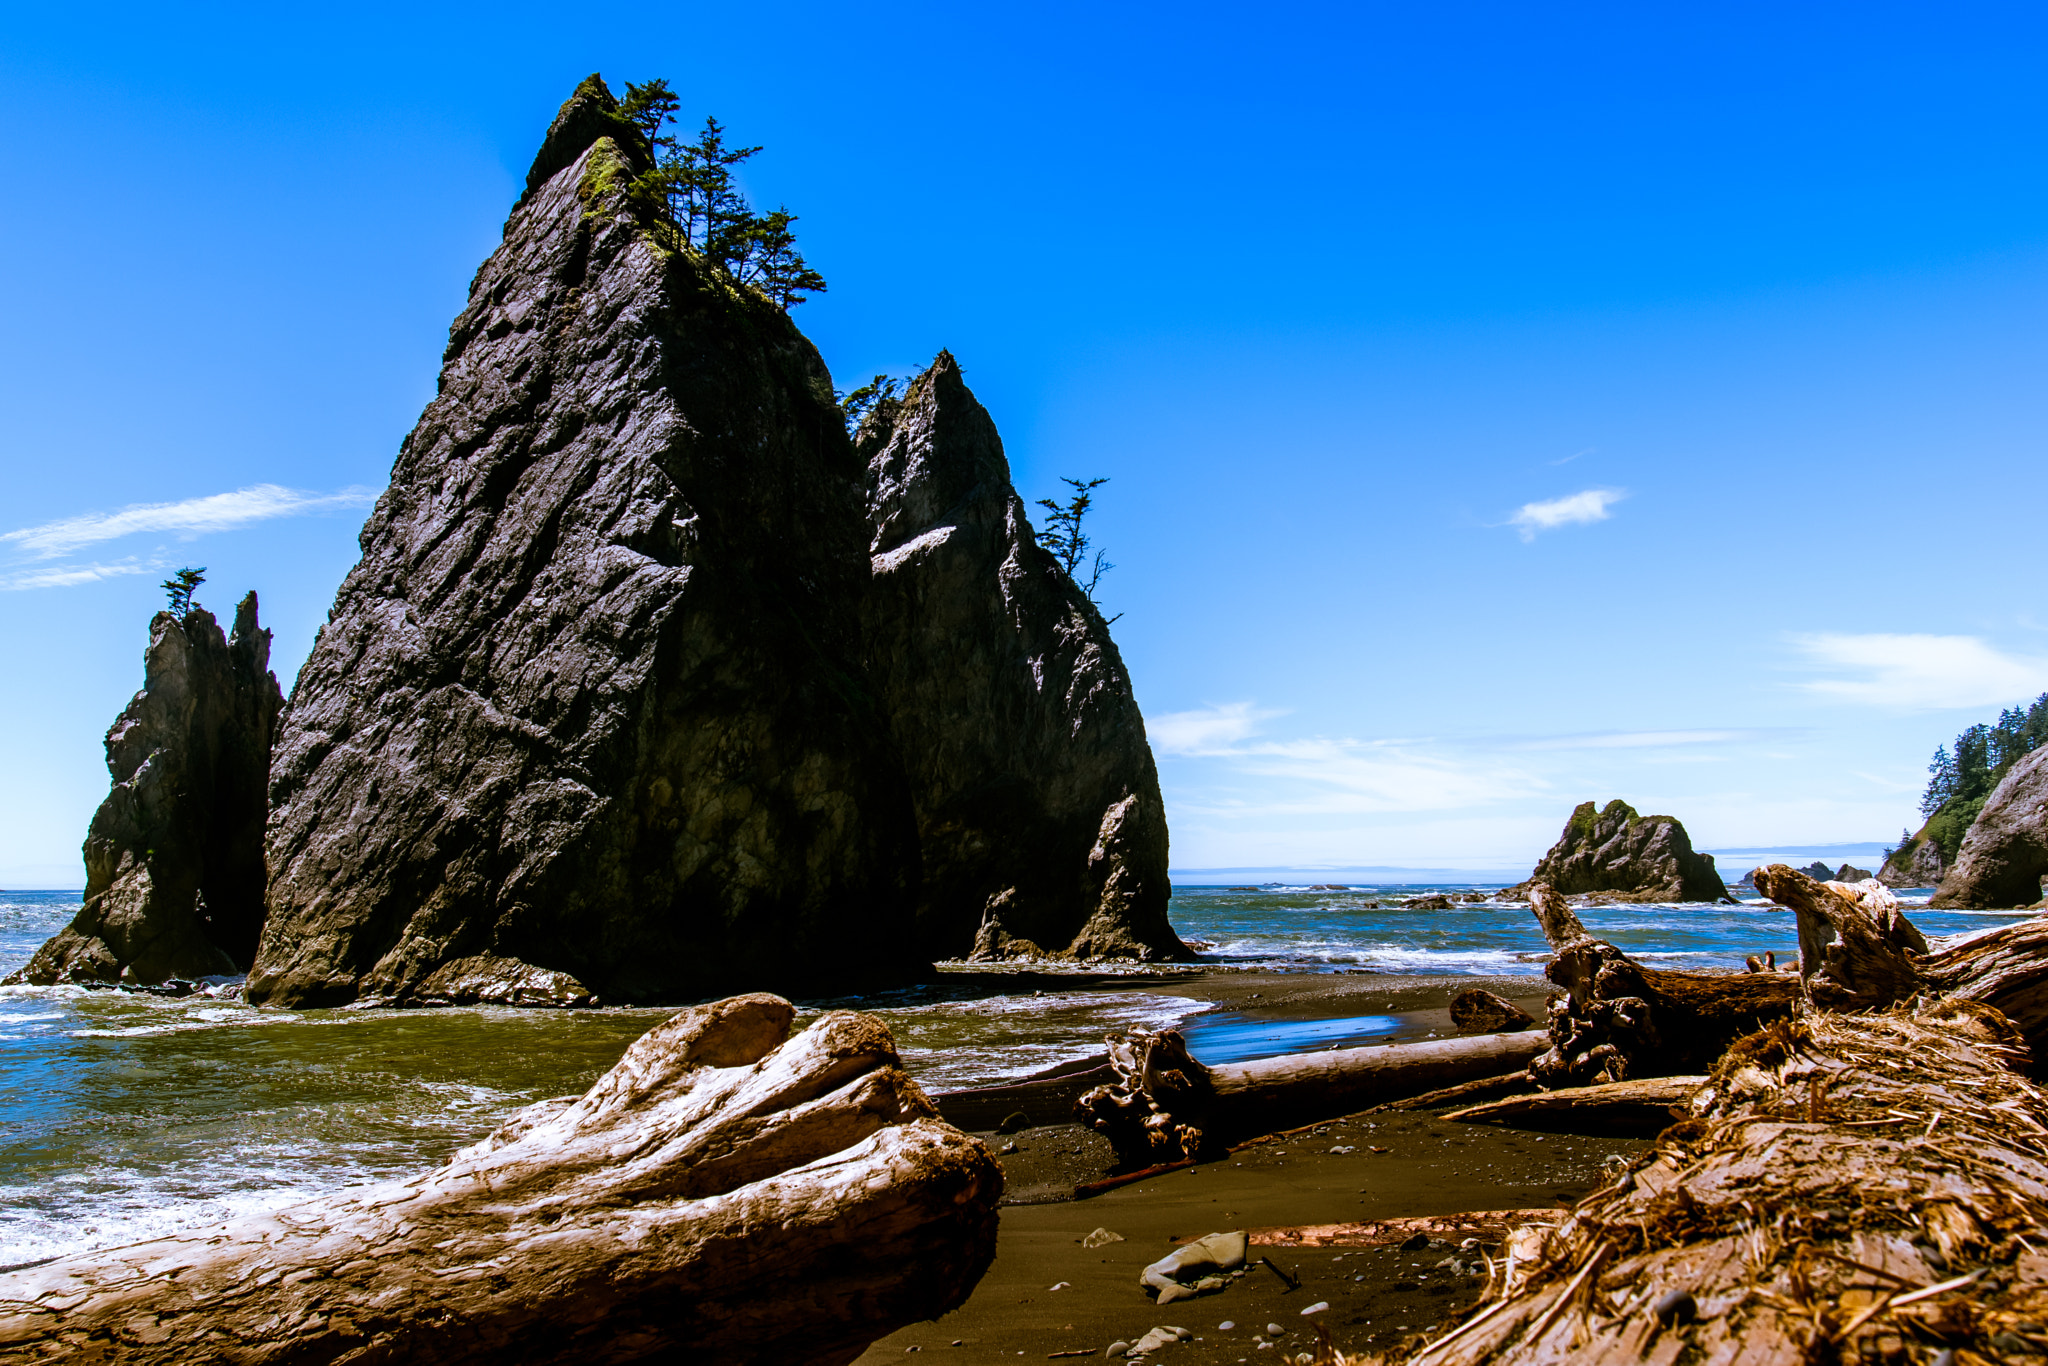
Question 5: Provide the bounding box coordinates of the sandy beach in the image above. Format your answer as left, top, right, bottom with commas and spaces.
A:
855, 969, 1642, 1364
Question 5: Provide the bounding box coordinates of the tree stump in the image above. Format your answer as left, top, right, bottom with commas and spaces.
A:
1527, 883, 1797, 1088
1751, 864, 1925, 1009
0, 993, 1002, 1365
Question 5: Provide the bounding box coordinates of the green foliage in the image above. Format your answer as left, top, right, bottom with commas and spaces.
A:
1919, 692, 2048, 818
1924, 796, 1987, 860
161, 566, 204, 616
1034, 477, 1119, 618
618, 83, 826, 310
837, 374, 905, 433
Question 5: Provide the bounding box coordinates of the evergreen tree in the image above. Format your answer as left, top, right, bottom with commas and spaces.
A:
619, 88, 825, 310
1034, 477, 1119, 617
161, 566, 205, 616
1921, 745, 1956, 817
838, 374, 904, 432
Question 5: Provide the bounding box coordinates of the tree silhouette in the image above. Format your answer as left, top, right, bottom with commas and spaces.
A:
1035, 477, 1118, 618
162, 567, 205, 616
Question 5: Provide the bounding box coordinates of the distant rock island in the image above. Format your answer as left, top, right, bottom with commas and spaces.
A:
7, 596, 281, 985
1506, 799, 1728, 903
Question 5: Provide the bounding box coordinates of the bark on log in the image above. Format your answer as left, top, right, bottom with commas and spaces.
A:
1075, 1027, 1547, 1166
1527, 882, 1797, 1087
1377, 997, 2048, 1366
0, 993, 1003, 1366
1924, 917, 2048, 1054
1444, 1075, 1706, 1136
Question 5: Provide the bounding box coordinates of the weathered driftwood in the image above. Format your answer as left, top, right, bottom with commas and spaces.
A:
1528, 883, 1797, 1088
1445, 1075, 1705, 1136
1075, 1027, 1548, 1165
1751, 864, 1925, 1009
1368, 1069, 1539, 1113
1250, 1211, 1562, 1250
1379, 997, 2048, 1365
1753, 862, 2048, 1056
0, 993, 1002, 1366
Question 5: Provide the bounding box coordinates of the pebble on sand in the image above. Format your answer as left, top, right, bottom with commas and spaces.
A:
1300, 1301, 1329, 1315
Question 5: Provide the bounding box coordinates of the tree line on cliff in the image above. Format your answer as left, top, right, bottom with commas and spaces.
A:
1896, 691, 2048, 862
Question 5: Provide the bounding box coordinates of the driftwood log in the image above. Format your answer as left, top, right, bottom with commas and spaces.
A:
1075, 1027, 1547, 1165
0, 994, 1002, 1365
1380, 997, 2048, 1365
1445, 1075, 1705, 1137
1528, 882, 1798, 1087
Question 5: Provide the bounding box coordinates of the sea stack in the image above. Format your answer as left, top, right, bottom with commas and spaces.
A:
8, 595, 282, 985
859, 355, 1185, 961
1929, 746, 2048, 908
1506, 799, 1728, 903
246, 78, 921, 1007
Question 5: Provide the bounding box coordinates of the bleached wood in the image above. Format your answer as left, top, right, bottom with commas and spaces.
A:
0, 993, 1002, 1366
1445, 1075, 1705, 1132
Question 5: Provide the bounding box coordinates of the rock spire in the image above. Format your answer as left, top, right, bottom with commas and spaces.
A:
860, 354, 1185, 962
9, 594, 282, 985
245, 77, 922, 1007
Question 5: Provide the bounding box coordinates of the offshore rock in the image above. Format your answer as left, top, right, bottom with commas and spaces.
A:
1879, 823, 1950, 887
859, 354, 1184, 962
1505, 800, 1728, 903
1929, 746, 2048, 909
247, 77, 920, 1007
9, 596, 281, 985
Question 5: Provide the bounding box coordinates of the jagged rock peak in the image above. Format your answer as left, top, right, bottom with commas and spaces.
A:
247, 77, 920, 1008
520, 73, 652, 205
1929, 746, 2048, 909
7, 594, 282, 986
860, 351, 1188, 963
1506, 799, 1728, 904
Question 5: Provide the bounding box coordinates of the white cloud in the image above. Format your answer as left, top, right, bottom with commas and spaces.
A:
2, 484, 379, 561
1149, 701, 1285, 755
0, 559, 152, 592
1509, 728, 1761, 751
1792, 633, 2048, 711
1507, 487, 1624, 541
1217, 737, 1548, 812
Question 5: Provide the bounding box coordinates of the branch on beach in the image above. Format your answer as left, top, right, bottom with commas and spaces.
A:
0, 994, 1003, 1366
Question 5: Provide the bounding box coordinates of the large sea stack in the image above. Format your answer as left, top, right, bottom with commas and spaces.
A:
246, 78, 922, 1007
1505, 799, 1728, 903
859, 355, 1184, 961
8, 595, 282, 984
1929, 745, 2048, 908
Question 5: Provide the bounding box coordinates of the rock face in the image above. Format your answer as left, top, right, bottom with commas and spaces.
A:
246, 77, 923, 1007
9, 596, 281, 985
1505, 800, 1728, 903
857, 355, 1184, 962
1879, 826, 1949, 887
1929, 746, 2048, 909
1834, 862, 1873, 882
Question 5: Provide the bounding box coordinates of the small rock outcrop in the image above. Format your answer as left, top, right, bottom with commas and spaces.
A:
858, 355, 1185, 962
1879, 826, 1949, 887
1505, 800, 1728, 903
8, 596, 281, 985
1929, 746, 2048, 908
246, 77, 922, 1007
1834, 862, 1873, 882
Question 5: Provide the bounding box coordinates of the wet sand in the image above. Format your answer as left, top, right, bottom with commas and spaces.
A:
857, 970, 1630, 1364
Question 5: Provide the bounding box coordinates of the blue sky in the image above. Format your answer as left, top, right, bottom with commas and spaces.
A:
3, 2, 2046, 884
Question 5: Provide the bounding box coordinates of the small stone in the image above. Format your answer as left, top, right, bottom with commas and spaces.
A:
998, 1111, 1031, 1134
1218, 1321, 1236, 1331
1082, 1227, 1127, 1249
1651, 1288, 1696, 1325
1050, 1281, 1070, 1291
1299, 1302, 1328, 1315
1105, 1344, 1129, 1359
1266, 1323, 1284, 1336
1400, 1233, 1430, 1251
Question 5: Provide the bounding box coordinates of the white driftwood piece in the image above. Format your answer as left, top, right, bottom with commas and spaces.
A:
0, 993, 1002, 1365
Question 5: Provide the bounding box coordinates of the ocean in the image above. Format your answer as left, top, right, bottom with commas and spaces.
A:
0, 882, 2023, 1265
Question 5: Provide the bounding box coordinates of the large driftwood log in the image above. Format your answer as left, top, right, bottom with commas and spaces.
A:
1528, 883, 1797, 1087
1445, 1075, 1705, 1136
0, 994, 1002, 1366
1075, 1027, 1547, 1165
1380, 997, 2048, 1365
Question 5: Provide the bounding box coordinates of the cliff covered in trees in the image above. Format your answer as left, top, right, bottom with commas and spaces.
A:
1882, 692, 2048, 887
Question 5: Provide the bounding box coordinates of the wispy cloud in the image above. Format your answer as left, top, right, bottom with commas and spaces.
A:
1792, 632, 2048, 710
0, 559, 153, 592
2, 484, 378, 561
1548, 447, 1594, 466
1507, 487, 1624, 541
1508, 728, 1766, 751
1149, 701, 1287, 755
